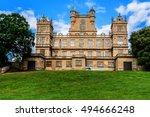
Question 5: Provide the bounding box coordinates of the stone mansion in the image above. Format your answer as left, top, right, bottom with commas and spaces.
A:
22, 8, 137, 71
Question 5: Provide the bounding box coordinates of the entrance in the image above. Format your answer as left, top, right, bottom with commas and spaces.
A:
28, 61, 35, 71
124, 62, 132, 71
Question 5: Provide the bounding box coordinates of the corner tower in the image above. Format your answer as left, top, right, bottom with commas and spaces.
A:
111, 14, 128, 56
36, 16, 53, 57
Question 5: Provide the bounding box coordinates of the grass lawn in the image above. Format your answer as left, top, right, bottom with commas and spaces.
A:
0, 70, 150, 100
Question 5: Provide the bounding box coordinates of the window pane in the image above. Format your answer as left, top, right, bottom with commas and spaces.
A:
56, 61, 62, 67
117, 26, 122, 32
79, 51, 84, 55
40, 37, 46, 46
105, 51, 110, 57
88, 51, 92, 57
62, 40, 67, 47
88, 40, 93, 47
62, 51, 67, 57
105, 40, 110, 47
46, 61, 51, 67
80, 20, 86, 31
40, 27, 46, 32
97, 61, 104, 67
108, 62, 114, 68
96, 40, 102, 47
70, 40, 75, 47
118, 37, 123, 44
87, 61, 93, 67
79, 41, 84, 47
97, 51, 101, 57
76, 60, 82, 66
66, 61, 72, 67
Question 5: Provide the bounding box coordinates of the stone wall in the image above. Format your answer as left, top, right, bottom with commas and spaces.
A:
0, 66, 10, 73
22, 54, 45, 71
115, 55, 137, 71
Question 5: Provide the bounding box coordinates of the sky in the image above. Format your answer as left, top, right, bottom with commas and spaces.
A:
0, 0, 150, 38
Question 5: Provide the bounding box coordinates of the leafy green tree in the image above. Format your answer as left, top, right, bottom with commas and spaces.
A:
129, 26, 150, 70
0, 13, 35, 67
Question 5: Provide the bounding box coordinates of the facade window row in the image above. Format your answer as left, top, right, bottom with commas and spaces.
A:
39, 37, 123, 46
52, 51, 111, 57
46, 61, 114, 68
54, 39, 111, 47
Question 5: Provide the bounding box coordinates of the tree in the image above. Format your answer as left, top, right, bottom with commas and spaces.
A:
0, 13, 35, 67
129, 26, 150, 70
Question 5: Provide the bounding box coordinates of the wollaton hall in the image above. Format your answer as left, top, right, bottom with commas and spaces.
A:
22, 8, 138, 71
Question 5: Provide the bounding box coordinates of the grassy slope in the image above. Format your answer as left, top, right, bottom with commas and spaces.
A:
0, 71, 150, 100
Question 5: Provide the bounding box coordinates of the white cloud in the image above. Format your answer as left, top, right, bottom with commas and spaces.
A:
0, 10, 12, 14
116, 0, 150, 36
115, 5, 127, 15
85, 1, 96, 8
53, 20, 70, 35
95, 6, 106, 13
57, 12, 67, 19
20, 10, 37, 29
97, 24, 111, 35
85, 0, 106, 13
0, 9, 37, 30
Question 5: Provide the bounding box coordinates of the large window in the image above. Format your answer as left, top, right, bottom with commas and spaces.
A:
108, 62, 114, 68
117, 25, 122, 32
80, 20, 86, 31
105, 51, 110, 57
118, 36, 123, 44
70, 40, 75, 47
62, 40, 67, 47
56, 61, 62, 67
96, 40, 102, 47
79, 40, 84, 47
88, 40, 93, 47
40, 37, 46, 46
40, 26, 46, 32
46, 61, 52, 67
88, 51, 92, 57
87, 61, 93, 67
105, 40, 111, 47
79, 51, 84, 56
97, 51, 101, 57
97, 61, 104, 67
66, 61, 72, 67
76, 60, 82, 66
62, 51, 67, 57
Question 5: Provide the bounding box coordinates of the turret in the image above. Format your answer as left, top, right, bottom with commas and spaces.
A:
36, 16, 53, 57
70, 7, 76, 24
90, 8, 95, 23
111, 14, 128, 56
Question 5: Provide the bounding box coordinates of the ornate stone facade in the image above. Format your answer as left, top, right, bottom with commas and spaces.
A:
26, 8, 137, 71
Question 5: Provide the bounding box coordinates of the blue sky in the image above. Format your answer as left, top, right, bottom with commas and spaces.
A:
0, 0, 150, 37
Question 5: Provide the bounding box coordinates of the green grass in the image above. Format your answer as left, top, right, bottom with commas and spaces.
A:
0, 70, 150, 100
